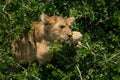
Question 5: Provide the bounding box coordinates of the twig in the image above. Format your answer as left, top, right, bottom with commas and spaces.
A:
17, 63, 41, 80
107, 52, 120, 62
57, 53, 70, 63
2, 0, 12, 19
76, 65, 83, 80
57, 53, 83, 80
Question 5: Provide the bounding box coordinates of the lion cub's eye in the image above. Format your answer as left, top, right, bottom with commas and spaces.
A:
60, 25, 65, 29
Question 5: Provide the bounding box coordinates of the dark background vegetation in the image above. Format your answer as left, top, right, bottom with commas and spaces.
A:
0, 0, 120, 80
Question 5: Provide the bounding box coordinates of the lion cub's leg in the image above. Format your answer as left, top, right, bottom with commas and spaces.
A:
36, 41, 53, 64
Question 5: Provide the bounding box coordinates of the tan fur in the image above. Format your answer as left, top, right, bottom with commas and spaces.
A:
72, 31, 83, 46
12, 13, 82, 64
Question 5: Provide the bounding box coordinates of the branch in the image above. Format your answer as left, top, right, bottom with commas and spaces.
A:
76, 65, 83, 80
17, 63, 41, 80
2, 0, 12, 19
57, 53, 83, 80
107, 52, 120, 62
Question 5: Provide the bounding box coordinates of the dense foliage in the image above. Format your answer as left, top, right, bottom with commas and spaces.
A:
0, 0, 120, 80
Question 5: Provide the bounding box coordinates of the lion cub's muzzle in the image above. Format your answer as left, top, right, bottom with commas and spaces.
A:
68, 34, 72, 39
65, 34, 72, 43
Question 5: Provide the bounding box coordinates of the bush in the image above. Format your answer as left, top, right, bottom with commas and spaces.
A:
0, 0, 120, 80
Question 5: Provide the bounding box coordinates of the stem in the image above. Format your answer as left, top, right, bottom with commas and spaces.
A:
2, 0, 12, 19
76, 65, 83, 80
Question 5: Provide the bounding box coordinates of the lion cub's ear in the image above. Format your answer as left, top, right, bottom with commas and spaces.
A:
41, 13, 48, 22
66, 17, 75, 25
41, 13, 55, 25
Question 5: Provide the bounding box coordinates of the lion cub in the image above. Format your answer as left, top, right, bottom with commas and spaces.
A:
12, 13, 82, 64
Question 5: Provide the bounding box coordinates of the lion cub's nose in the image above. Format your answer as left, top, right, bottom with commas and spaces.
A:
68, 34, 72, 38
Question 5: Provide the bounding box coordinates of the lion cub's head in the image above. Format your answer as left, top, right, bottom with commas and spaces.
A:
41, 13, 75, 42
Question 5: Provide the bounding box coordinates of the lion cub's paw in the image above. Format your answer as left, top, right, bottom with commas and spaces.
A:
72, 31, 83, 46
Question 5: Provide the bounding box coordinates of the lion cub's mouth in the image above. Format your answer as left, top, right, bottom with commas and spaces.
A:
60, 37, 72, 43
